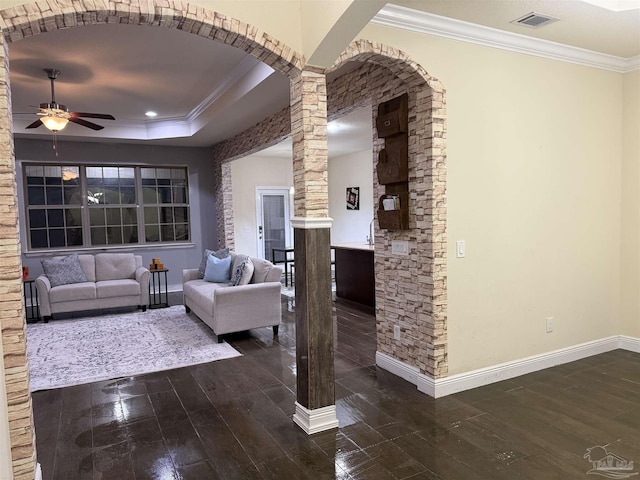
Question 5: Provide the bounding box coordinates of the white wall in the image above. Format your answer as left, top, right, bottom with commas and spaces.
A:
361, 23, 626, 375
231, 154, 294, 257
328, 149, 375, 244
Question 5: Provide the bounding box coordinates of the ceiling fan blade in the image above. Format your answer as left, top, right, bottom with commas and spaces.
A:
69, 117, 104, 131
70, 112, 115, 120
25, 119, 43, 129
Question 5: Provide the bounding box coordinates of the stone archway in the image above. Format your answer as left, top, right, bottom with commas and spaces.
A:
326, 40, 448, 382
0, 2, 304, 478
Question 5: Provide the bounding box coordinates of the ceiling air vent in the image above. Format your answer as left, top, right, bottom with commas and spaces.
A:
510, 12, 560, 28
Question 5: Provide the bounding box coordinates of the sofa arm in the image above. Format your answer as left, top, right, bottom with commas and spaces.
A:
213, 282, 282, 335
34, 275, 52, 318
136, 266, 150, 305
182, 268, 199, 284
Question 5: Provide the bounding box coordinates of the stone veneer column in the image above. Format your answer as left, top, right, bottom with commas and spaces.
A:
0, 38, 38, 480
212, 159, 234, 250
290, 68, 337, 434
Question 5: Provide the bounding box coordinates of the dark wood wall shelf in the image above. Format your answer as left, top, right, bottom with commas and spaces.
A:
376, 93, 409, 231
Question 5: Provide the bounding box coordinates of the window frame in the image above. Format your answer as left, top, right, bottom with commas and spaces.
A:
22, 162, 192, 253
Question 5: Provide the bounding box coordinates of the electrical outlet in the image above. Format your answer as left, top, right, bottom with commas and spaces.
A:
546, 317, 554, 333
393, 325, 401, 340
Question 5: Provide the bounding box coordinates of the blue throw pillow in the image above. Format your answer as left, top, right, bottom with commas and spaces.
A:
203, 254, 232, 283
197, 247, 230, 279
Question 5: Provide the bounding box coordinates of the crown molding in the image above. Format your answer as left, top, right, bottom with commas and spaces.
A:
372, 4, 638, 73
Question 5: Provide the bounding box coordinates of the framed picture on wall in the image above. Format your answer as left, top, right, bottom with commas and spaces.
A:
346, 187, 360, 210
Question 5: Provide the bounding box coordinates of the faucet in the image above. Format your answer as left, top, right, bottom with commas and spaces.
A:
367, 218, 374, 246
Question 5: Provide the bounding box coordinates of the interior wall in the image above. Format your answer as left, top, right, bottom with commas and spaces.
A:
231, 147, 379, 256
361, 23, 626, 375
230, 153, 294, 257
14, 138, 217, 291
621, 70, 640, 338
328, 149, 374, 245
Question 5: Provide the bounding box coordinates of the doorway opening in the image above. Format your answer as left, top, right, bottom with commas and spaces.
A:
255, 187, 293, 261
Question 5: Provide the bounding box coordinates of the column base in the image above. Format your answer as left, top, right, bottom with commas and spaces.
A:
292, 402, 339, 435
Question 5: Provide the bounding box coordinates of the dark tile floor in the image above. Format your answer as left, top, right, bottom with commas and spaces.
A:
32, 293, 640, 479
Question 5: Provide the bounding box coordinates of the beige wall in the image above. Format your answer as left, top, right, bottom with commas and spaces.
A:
621, 70, 640, 338
328, 149, 374, 245
361, 23, 626, 374
231, 153, 294, 257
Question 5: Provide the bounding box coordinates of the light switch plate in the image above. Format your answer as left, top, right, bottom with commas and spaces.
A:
391, 240, 409, 255
456, 240, 465, 258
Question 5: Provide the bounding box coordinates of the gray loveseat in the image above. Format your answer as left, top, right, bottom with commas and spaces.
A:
182, 253, 282, 341
35, 253, 150, 322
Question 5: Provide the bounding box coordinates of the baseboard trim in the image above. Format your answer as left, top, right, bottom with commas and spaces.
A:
620, 335, 640, 353
292, 402, 339, 435
377, 335, 640, 398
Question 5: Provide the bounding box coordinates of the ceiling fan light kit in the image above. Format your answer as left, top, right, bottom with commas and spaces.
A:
27, 68, 115, 132
40, 113, 69, 132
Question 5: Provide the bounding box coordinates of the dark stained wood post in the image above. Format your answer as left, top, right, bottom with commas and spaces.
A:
289, 68, 338, 434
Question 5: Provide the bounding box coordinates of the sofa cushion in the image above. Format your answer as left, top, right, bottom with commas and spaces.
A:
96, 279, 142, 299
251, 257, 274, 284
198, 248, 230, 279
49, 282, 96, 303
41, 254, 89, 288
204, 254, 232, 283
78, 255, 97, 282
184, 279, 226, 315
95, 253, 137, 281
230, 256, 254, 286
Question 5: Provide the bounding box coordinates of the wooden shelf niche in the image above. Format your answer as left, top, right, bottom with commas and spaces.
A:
376, 93, 409, 230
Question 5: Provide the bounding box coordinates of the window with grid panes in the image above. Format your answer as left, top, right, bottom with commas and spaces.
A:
23, 164, 190, 250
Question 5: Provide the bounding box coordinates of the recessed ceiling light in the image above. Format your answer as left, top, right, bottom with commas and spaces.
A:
327, 121, 341, 133
145, 111, 158, 118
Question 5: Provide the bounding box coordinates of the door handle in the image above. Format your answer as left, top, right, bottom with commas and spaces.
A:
258, 225, 263, 240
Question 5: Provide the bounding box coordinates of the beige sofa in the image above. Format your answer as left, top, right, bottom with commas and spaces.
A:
182, 254, 282, 341
36, 253, 150, 322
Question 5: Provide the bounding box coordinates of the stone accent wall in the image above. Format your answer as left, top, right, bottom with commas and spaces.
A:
0, 1, 306, 478
328, 41, 448, 378
0, 37, 37, 480
290, 68, 329, 218
0, 0, 304, 78
211, 106, 291, 247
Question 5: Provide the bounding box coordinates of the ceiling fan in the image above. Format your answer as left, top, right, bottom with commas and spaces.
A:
25, 68, 115, 132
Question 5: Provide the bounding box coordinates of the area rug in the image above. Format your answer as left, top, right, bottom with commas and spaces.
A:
26, 306, 241, 392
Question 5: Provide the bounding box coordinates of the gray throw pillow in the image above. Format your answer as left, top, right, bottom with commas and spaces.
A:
229, 255, 254, 286
197, 248, 229, 279
41, 254, 88, 288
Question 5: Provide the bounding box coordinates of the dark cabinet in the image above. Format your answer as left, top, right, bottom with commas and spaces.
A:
376, 93, 409, 230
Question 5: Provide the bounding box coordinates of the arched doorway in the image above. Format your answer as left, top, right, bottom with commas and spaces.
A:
326, 40, 448, 384
0, 3, 303, 478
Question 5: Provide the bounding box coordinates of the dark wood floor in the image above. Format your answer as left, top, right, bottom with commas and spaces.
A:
32, 293, 640, 479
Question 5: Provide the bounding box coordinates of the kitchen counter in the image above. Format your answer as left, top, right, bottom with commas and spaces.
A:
331, 242, 375, 251
332, 243, 375, 308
